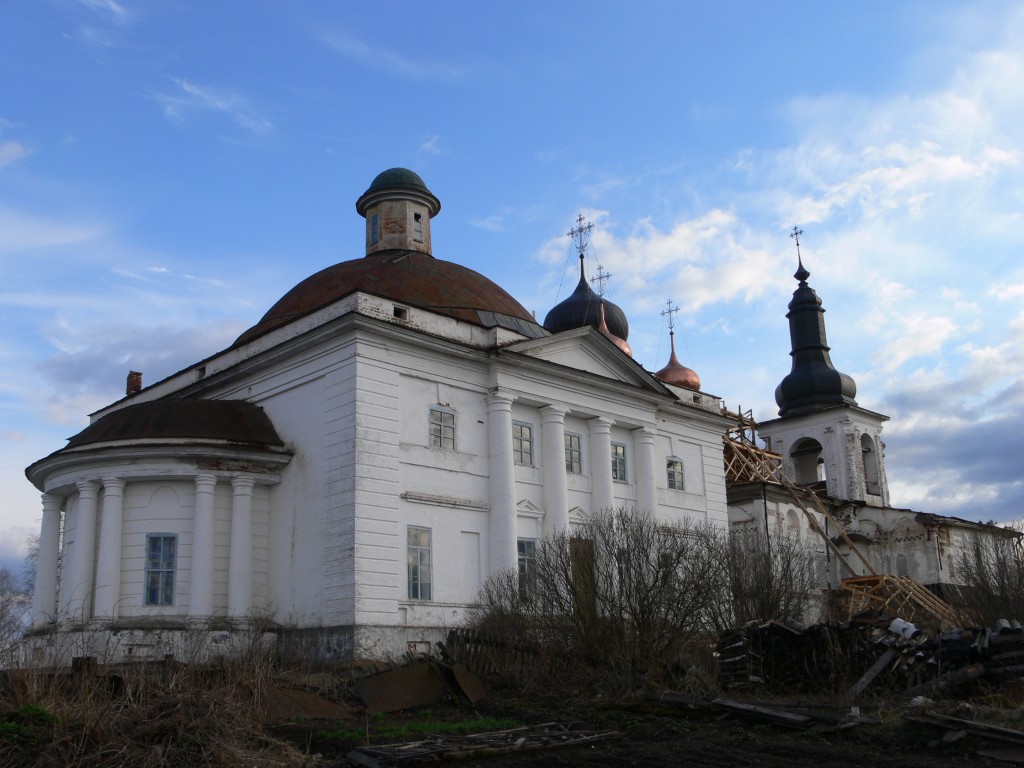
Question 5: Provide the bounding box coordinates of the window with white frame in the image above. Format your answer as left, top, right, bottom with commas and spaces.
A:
666, 457, 685, 490
145, 534, 177, 606
564, 433, 582, 474
407, 527, 432, 600
429, 406, 455, 450
517, 538, 537, 598
611, 442, 627, 482
513, 421, 534, 466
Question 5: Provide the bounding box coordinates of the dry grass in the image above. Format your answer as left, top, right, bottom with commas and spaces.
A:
0, 631, 316, 768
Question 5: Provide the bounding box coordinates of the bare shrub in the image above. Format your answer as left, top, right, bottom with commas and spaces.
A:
466, 509, 732, 694
952, 525, 1024, 626
726, 527, 820, 625
0, 567, 30, 668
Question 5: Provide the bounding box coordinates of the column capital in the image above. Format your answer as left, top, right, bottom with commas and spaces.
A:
540, 404, 568, 423
588, 415, 613, 433
231, 474, 256, 492
632, 427, 656, 444
41, 493, 63, 512
76, 480, 100, 498
102, 477, 126, 495
485, 391, 515, 410
195, 474, 218, 492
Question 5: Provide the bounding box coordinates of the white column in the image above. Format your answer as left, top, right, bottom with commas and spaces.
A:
588, 417, 614, 515
633, 428, 657, 515
190, 474, 217, 618
93, 478, 126, 619
228, 475, 254, 619
31, 494, 63, 626
486, 392, 518, 575
67, 480, 100, 621
541, 405, 569, 536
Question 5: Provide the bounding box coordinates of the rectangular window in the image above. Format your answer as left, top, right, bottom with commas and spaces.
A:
370, 213, 380, 245
145, 534, 176, 606
517, 538, 537, 598
513, 421, 534, 466
429, 406, 455, 450
667, 458, 685, 490
611, 442, 627, 482
564, 433, 582, 474
407, 527, 432, 601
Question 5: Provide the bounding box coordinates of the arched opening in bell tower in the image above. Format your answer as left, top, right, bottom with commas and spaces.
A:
791, 438, 826, 487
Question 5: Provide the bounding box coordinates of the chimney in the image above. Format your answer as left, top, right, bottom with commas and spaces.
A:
126, 371, 143, 396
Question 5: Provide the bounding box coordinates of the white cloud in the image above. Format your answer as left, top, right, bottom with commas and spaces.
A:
157, 79, 273, 136
0, 141, 29, 168
322, 31, 461, 81
420, 135, 442, 155
78, 0, 130, 22
0, 207, 102, 253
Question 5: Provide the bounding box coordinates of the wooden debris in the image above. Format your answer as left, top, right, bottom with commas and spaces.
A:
718, 613, 1024, 699
904, 713, 1024, 747
346, 722, 619, 767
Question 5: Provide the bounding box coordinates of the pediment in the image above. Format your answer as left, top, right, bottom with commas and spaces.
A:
517, 499, 545, 519
568, 505, 590, 525
503, 327, 670, 394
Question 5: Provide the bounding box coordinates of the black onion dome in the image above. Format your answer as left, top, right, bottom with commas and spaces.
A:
543, 267, 629, 339
774, 261, 857, 416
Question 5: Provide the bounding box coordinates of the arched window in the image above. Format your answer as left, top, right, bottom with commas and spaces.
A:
896, 553, 909, 578
861, 434, 881, 495
791, 438, 825, 486
785, 509, 800, 540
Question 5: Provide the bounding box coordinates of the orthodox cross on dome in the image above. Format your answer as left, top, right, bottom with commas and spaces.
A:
790, 225, 804, 256
567, 214, 594, 262
660, 299, 680, 334
592, 264, 612, 297
790, 225, 810, 282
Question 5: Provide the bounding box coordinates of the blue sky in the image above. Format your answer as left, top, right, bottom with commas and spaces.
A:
2, 1, 1023, 572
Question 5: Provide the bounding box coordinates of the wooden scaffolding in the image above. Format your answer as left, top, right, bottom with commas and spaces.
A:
723, 410, 959, 630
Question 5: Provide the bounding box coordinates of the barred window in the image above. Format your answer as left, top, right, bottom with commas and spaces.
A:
564, 433, 582, 474
667, 457, 685, 490
611, 442, 627, 482
145, 534, 177, 606
429, 406, 455, 450
513, 421, 534, 466
407, 527, 432, 601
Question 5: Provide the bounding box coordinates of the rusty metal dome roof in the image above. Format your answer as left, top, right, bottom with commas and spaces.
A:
234, 250, 543, 345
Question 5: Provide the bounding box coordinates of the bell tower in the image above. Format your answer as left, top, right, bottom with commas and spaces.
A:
758, 229, 890, 505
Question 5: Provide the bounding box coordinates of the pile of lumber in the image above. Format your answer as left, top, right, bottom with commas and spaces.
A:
717, 612, 1024, 698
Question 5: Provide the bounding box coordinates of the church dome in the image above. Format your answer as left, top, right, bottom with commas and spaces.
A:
543, 264, 629, 339
235, 169, 543, 346
655, 334, 700, 391
597, 301, 631, 356
235, 251, 542, 345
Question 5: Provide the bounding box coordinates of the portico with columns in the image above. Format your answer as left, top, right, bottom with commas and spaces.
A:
26, 399, 291, 637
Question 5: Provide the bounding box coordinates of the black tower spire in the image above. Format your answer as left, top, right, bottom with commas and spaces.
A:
774, 229, 857, 416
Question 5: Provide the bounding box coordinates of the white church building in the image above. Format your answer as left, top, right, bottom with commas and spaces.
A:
25, 169, 734, 660
25, 169, 1010, 662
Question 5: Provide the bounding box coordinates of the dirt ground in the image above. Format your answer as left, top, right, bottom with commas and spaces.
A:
273, 691, 1020, 767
